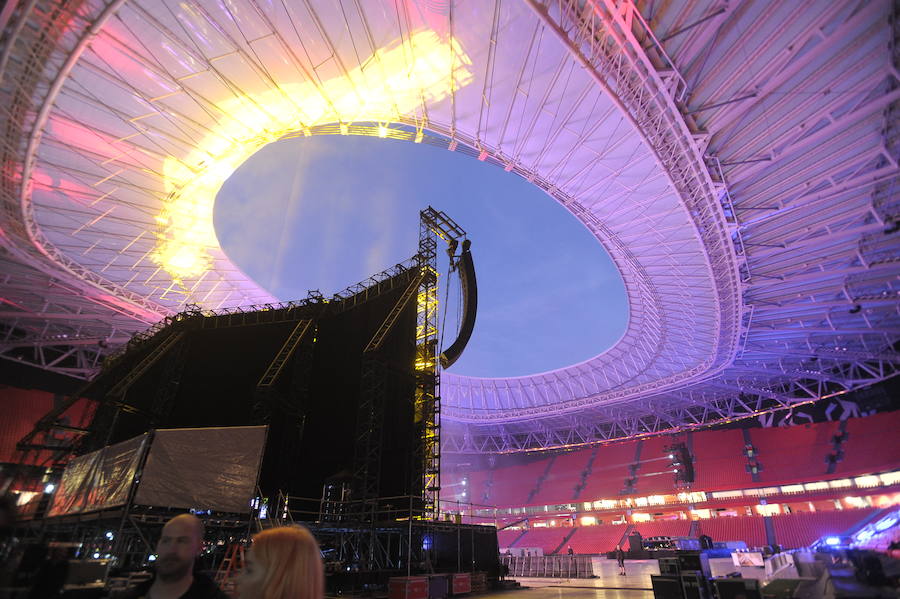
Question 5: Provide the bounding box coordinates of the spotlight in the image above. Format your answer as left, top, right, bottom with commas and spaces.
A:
44, 483, 56, 494
824, 536, 841, 546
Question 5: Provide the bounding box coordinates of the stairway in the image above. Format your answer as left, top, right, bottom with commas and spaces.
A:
527, 456, 557, 504
509, 529, 529, 548
764, 516, 776, 546
826, 420, 849, 475
573, 446, 599, 500
551, 528, 578, 555
623, 440, 643, 494
215, 544, 245, 593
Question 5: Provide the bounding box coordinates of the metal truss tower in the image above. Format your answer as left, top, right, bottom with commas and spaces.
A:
417, 207, 471, 518
415, 211, 441, 520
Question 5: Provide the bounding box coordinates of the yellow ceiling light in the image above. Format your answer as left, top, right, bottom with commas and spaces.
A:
153, 30, 473, 282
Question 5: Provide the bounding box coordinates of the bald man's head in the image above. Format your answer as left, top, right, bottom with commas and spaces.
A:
156, 514, 204, 582
164, 514, 204, 539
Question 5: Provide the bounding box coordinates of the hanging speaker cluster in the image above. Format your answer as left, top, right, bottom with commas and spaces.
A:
666, 442, 694, 486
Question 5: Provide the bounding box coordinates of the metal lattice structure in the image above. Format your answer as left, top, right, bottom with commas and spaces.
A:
1, 0, 898, 453
415, 210, 442, 518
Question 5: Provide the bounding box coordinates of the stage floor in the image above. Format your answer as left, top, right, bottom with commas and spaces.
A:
500, 559, 659, 598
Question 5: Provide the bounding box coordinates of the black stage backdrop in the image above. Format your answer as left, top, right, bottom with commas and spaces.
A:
88, 271, 418, 503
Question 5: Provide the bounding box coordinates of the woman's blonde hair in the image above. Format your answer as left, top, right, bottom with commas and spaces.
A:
251, 525, 324, 599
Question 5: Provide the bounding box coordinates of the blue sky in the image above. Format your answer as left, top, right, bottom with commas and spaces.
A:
214, 134, 627, 377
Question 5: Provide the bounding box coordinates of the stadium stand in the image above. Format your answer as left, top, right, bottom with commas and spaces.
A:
692, 429, 755, 491
751, 421, 837, 485
772, 508, 878, 549
0, 388, 53, 463
696, 516, 768, 548
459, 411, 900, 515
1, 387, 93, 464
631, 436, 675, 496
530, 450, 590, 506
466, 469, 493, 505
497, 527, 525, 549
835, 411, 900, 476
487, 460, 550, 507
526, 456, 557, 504
632, 519, 692, 539
568, 524, 630, 554
510, 526, 574, 554
581, 442, 637, 498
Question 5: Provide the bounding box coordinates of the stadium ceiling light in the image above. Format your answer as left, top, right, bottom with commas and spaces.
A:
153, 31, 473, 282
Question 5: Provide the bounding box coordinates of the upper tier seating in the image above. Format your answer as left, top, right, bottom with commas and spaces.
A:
631, 436, 676, 496
751, 422, 837, 485
835, 411, 900, 476
529, 450, 590, 506
1, 387, 93, 465
771, 508, 877, 548
692, 429, 754, 491
581, 442, 637, 499
466, 469, 492, 505
483, 459, 550, 507
455, 410, 900, 511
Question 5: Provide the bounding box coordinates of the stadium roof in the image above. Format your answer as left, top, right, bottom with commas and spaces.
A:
1, 0, 897, 451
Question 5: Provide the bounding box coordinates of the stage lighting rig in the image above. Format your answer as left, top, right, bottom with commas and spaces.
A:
666, 442, 694, 486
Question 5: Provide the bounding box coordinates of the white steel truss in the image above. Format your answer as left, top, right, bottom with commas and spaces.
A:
0, 0, 897, 450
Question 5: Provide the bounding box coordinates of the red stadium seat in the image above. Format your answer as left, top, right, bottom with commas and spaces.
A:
567, 524, 629, 554
771, 508, 878, 548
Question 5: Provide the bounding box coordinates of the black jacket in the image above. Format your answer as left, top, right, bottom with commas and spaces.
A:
111, 572, 229, 599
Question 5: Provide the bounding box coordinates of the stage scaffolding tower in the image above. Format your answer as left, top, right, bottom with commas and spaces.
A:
416, 212, 440, 520
416, 207, 468, 520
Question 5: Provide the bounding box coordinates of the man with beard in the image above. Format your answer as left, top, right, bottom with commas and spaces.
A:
115, 514, 228, 599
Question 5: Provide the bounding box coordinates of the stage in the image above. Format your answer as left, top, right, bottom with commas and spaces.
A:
492, 560, 659, 598
512, 558, 658, 591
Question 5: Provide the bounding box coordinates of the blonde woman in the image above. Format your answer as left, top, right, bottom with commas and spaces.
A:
238, 525, 324, 599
